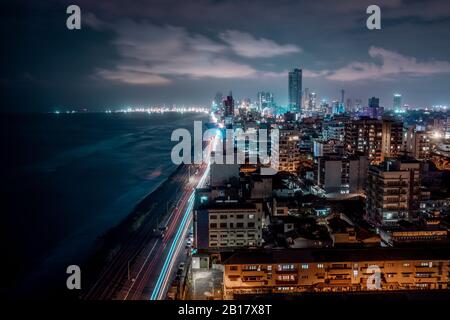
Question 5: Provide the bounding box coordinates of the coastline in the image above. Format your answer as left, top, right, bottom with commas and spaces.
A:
79, 163, 191, 299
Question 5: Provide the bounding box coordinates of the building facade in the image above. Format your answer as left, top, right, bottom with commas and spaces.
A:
366, 158, 423, 226
345, 118, 403, 164
404, 126, 430, 160
223, 248, 450, 298
272, 129, 301, 174
316, 154, 368, 199
195, 202, 263, 250
288, 68, 302, 115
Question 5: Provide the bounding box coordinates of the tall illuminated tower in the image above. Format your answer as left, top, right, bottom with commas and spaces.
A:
288, 68, 302, 115
393, 94, 402, 111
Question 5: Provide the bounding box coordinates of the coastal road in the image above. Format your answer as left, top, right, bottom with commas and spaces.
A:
84, 132, 216, 300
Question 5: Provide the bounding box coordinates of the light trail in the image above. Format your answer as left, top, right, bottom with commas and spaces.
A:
150, 133, 217, 300
123, 240, 159, 300
157, 212, 193, 299
154, 165, 211, 299
150, 192, 195, 300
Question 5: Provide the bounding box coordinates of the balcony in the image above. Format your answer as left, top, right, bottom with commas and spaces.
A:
242, 276, 265, 282
276, 269, 298, 274
328, 278, 351, 285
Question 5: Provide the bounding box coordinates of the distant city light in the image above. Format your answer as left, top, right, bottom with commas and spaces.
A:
432, 131, 443, 139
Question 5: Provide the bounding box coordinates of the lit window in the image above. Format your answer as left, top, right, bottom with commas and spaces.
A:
301, 264, 309, 269
317, 264, 324, 269
278, 264, 295, 271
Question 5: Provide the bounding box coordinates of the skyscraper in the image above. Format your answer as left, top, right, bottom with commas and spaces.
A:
369, 97, 380, 108
257, 91, 274, 111
224, 92, 234, 117
310, 92, 317, 112
212, 91, 223, 112
288, 68, 302, 115
302, 87, 310, 112
393, 94, 402, 111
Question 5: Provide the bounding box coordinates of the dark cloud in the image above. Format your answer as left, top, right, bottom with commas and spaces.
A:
2, 0, 450, 111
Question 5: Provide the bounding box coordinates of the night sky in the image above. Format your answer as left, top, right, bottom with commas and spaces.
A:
2, 0, 450, 112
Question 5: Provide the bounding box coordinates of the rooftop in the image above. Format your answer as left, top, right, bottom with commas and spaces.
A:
222, 247, 450, 265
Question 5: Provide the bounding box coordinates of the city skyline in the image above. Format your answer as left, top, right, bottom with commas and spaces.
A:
3, 0, 450, 306
3, 0, 450, 112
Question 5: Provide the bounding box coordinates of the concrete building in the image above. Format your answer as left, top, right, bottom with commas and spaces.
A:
272, 129, 301, 174
393, 94, 402, 111
404, 125, 430, 160
366, 158, 424, 226
316, 154, 368, 199
222, 247, 450, 298
379, 222, 448, 247
322, 122, 345, 141
345, 118, 403, 164
288, 68, 302, 115
195, 201, 263, 250
313, 139, 342, 157
381, 119, 404, 160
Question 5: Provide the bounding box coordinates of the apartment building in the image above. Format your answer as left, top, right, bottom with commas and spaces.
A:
195, 201, 263, 250
345, 118, 403, 164
316, 154, 368, 199
404, 126, 431, 160
222, 248, 450, 298
271, 128, 301, 174
381, 119, 404, 159
366, 158, 426, 226
379, 224, 448, 246
322, 122, 345, 141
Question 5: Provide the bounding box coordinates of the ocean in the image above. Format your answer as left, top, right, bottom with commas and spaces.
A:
0, 112, 207, 297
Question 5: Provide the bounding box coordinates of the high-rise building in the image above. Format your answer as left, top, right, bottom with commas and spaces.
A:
302, 87, 310, 112
257, 91, 274, 111
381, 119, 404, 159
354, 99, 363, 112
393, 94, 402, 111
310, 92, 317, 112
272, 128, 301, 174
332, 100, 344, 115
316, 154, 368, 199
224, 92, 234, 117
288, 68, 302, 115
212, 92, 223, 112
404, 125, 430, 160
361, 97, 384, 119
322, 122, 345, 141
346, 98, 352, 113
345, 118, 403, 164
320, 100, 331, 115
369, 97, 380, 108
366, 158, 423, 226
